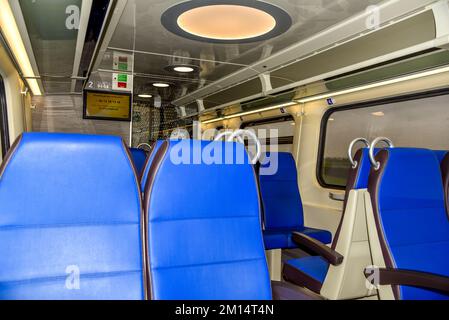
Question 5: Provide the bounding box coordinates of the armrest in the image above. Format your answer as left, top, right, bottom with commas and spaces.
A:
364, 267, 449, 294
291, 232, 343, 266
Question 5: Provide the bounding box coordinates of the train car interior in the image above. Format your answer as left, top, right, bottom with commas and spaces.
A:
0, 0, 449, 301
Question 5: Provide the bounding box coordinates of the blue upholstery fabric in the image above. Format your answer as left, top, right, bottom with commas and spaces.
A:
374, 148, 449, 300
146, 140, 272, 300
353, 148, 373, 189
0, 133, 145, 300
130, 148, 148, 175
140, 140, 163, 190
259, 152, 332, 249
434, 150, 447, 164
284, 257, 329, 284
263, 228, 332, 250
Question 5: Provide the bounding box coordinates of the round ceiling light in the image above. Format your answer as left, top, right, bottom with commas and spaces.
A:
174, 66, 195, 73
138, 94, 153, 98
153, 83, 170, 88
164, 64, 200, 74
161, 1, 292, 43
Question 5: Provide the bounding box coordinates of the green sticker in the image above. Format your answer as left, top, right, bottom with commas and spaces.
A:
117, 74, 128, 82
118, 62, 128, 71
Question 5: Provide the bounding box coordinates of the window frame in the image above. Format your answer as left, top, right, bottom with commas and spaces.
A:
0, 74, 10, 159
317, 87, 449, 190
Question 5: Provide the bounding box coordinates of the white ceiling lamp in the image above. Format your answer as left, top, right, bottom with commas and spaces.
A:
201, 101, 296, 124
0, 0, 41, 95
371, 111, 385, 117
162, 1, 291, 44
153, 83, 170, 88
174, 66, 195, 73
138, 94, 153, 98
297, 65, 449, 104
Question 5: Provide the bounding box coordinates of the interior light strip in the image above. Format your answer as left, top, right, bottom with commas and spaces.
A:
201, 102, 296, 124
0, 0, 42, 95
296, 65, 449, 104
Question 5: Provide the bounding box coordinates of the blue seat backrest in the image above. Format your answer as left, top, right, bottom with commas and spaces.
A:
259, 152, 303, 231
140, 140, 164, 190
350, 148, 372, 190
0, 133, 145, 300
130, 148, 148, 175
144, 140, 271, 300
433, 150, 448, 164
369, 148, 449, 300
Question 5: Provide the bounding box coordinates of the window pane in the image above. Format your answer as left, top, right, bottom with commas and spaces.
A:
320, 91, 449, 188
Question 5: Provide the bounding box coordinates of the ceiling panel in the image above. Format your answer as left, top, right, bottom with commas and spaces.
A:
101, 0, 384, 108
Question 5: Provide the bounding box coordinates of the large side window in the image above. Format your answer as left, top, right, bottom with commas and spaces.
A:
0, 75, 9, 159
318, 89, 449, 189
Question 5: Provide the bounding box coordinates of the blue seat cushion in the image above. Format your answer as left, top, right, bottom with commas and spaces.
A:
263, 227, 332, 250
283, 256, 329, 293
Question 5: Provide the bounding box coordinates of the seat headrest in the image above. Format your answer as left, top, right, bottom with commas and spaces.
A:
260, 152, 295, 180
370, 148, 445, 212
0, 133, 145, 299
145, 140, 271, 300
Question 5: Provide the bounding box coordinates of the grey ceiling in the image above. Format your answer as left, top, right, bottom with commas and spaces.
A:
17, 0, 385, 98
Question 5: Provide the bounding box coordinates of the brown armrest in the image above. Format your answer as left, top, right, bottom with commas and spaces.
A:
364, 267, 449, 294
291, 232, 343, 266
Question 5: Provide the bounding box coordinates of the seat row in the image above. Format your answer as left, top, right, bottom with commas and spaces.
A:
271, 139, 449, 300
0, 133, 316, 300
133, 140, 449, 300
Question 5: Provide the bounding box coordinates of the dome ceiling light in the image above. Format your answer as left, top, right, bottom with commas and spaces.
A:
164, 64, 200, 74
161, 1, 292, 43
153, 83, 170, 88
138, 94, 153, 98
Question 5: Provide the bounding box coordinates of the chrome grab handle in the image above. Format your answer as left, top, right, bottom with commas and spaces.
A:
137, 143, 152, 151
214, 131, 244, 144
369, 137, 394, 170
214, 130, 262, 165
329, 192, 345, 202
348, 138, 370, 169
229, 129, 262, 164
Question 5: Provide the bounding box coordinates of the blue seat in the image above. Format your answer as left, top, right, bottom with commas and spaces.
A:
368, 148, 449, 300
433, 150, 448, 163
0, 133, 145, 300
258, 152, 332, 250
283, 148, 372, 293
129, 148, 148, 175
140, 140, 164, 190
144, 140, 272, 300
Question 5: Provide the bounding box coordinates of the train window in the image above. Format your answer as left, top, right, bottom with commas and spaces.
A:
242, 116, 295, 153
0, 75, 9, 159
318, 89, 449, 189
